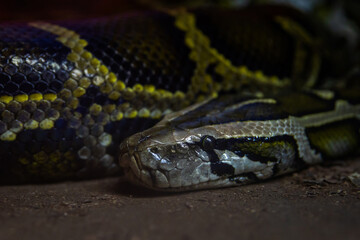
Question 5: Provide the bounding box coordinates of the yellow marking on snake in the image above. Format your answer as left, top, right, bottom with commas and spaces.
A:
275, 16, 321, 88
170, 9, 291, 99
0, 12, 324, 146
0, 21, 195, 141
29, 22, 187, 108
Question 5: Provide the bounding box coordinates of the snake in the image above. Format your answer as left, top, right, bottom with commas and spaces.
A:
0, 5, 359, 191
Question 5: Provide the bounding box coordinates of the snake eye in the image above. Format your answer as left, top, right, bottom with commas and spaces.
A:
201, 135, 216, 151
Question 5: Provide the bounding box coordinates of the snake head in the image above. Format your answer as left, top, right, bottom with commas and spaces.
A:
119, 124, 222, 191
119, 98, 229, 191
119, 95, 299, 191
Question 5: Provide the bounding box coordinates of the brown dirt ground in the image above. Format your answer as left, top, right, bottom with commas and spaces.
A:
1, 159, 359, 240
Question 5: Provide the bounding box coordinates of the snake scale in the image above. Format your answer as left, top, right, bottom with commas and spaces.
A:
0, 5, 359, 191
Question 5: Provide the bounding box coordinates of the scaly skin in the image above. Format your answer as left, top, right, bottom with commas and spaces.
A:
0, 6, 358, 188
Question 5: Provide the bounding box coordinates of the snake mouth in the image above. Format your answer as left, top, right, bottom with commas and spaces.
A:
119, 134, 167, 189
119, 152, 146, 185
119, 136, 142, 183
120, 152, 255, 192
119, 149, 172, 190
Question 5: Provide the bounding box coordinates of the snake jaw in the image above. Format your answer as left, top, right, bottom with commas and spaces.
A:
119, 128, 239, 191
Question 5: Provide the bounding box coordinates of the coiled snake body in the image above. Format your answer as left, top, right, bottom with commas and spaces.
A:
0, 6, 359, 191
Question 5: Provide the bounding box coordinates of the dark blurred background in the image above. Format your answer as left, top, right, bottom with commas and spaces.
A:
0, 0, 359, 23
1, 0, 358, 49
0, 0, 147, 21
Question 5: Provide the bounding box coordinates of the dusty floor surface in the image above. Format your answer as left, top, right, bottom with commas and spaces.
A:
1, 159, 360, 240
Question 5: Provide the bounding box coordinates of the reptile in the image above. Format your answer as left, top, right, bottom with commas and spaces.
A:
0, 5, 359, 191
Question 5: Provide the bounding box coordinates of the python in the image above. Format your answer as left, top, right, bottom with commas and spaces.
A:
0, 6, 358, 191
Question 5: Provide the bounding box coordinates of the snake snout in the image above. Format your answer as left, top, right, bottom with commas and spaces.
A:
119, 132, 163, 188
119, 133, 141, 173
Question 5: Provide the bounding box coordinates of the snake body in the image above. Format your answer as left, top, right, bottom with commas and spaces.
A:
0, 6, 359, 190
